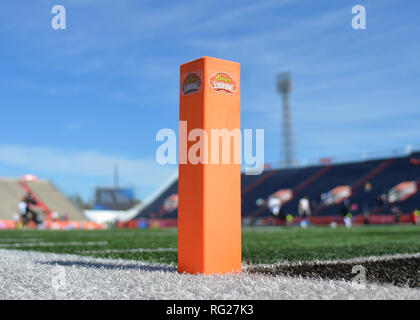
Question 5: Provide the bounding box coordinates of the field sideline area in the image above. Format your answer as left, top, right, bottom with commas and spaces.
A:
0, 225, 419, 299
0, 225, 419, 264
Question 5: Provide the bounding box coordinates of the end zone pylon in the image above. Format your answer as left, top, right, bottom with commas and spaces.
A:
178, 56, 242, 274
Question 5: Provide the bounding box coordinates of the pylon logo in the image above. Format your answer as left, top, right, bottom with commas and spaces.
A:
182, 72, 202, 95
208, 72, 238, 95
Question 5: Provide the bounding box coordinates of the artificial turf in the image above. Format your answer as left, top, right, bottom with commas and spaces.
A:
0, 225, 419, 265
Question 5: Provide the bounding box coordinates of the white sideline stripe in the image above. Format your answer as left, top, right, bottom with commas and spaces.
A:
83, 247, 177, 254
0, 238, 43, 242
0, 249, 419, 300
245, 252, 420, 268
0, 241, 108, 248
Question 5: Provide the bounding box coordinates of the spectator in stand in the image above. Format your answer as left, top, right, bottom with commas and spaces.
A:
376, 194, 383, 207
18, 199, 27, 220
24, 193, 37, 206
363, 182, 372, 212
12, 213, 20, 229
18, 197, 32, 228
267, 196, 287, 225
298, 196, 311, 228
341, 199, 352, 228
23, 194, 40, 229
52, 211, 59, 221
376, 193, 388, 208
268, 196, 281, 218
412, 209, 420, 225
321, 192, 332, 205
363, 211, 370, 225
310, 200, 318, 212
286, 214, 294, 226
391, 206, 402, 224
382, 193, 388, 205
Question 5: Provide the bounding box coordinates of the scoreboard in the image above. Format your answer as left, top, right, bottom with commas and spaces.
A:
94, 188, 136, 210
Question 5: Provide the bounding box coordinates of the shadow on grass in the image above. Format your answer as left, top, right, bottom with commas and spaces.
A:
38, 260, 177, 273
247, 256, 420, 288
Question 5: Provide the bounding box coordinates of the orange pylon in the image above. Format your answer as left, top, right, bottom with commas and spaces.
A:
178, 56, 242, 274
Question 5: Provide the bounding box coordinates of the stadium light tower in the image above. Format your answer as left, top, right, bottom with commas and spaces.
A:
277, 71, 296, 167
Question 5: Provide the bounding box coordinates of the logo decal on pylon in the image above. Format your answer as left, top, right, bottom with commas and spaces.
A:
182, 72, 202, 95
208, 72, 238, 95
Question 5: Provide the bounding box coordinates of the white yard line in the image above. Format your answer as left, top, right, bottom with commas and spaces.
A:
0, 249, 418, 300
83, 247, 177, 254
245, 252, 420, 268
0, 241, 108, 248
0, 238, 43, 242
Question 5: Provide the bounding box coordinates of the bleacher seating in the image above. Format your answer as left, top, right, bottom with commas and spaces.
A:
26, 180, 85, 221
349, 154, 420, 214
0, 179, 26, 220
136, 179, 178, 219
135, 152, 420, 219
0, 179, 85, 221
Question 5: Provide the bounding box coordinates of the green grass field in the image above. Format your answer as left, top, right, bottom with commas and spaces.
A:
0, 225, 419, 265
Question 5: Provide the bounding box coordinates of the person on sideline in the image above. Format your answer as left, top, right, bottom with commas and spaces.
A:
298, 196, 311, 228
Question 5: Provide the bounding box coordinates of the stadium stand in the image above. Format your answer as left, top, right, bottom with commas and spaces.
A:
25, 180, 85, 221
0, 179, 26, 220
349, 155, 420, 214
243, 166, 322, 217
305, 158, 392, 216
134, 152, 420, 221
0, 178, 85, 221
136, 178, 178, 219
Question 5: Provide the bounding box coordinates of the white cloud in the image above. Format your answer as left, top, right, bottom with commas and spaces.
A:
0, 144, 176, 189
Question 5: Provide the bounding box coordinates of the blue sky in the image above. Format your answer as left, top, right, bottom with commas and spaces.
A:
0, 0, 419, 201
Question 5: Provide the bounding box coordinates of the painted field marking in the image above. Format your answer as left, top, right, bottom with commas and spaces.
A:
0, 241, 108, 248
83, 248, 178, 254
0, 238, 44, 242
